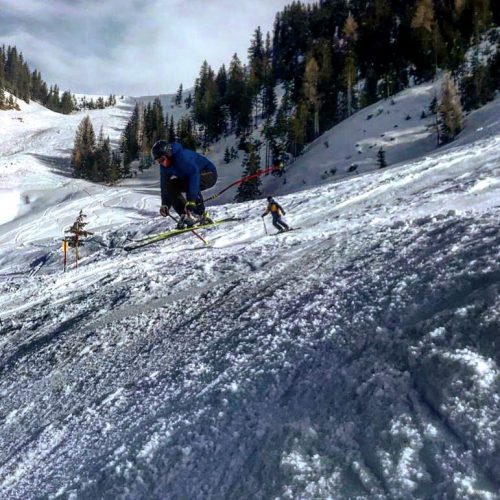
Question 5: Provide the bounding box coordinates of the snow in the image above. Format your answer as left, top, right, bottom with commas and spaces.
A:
0, 189, 23, 224
0, 83, 499, 498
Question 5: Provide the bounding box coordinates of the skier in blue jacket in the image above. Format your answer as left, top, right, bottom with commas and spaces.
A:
151, 140, 218, 228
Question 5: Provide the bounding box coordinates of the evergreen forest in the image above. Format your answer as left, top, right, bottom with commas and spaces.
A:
121, 0, 500, 183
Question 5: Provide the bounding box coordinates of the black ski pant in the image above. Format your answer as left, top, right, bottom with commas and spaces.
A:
165, 170, 217, 216
272, 214, 289, 232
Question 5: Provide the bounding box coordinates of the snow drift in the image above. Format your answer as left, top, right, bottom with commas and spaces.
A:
0, 87, 499, 499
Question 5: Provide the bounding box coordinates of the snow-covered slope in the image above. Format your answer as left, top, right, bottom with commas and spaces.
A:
266, 81, 442, 195
0, 95, 134, 230
0, 90, 499, 498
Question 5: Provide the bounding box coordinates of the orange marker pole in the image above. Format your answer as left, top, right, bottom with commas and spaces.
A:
62, 239, 68, 272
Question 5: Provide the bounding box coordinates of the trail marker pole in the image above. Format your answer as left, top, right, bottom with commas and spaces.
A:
62, 239, 69, 272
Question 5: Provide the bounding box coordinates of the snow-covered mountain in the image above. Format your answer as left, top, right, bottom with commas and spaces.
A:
0, 85, 499, 498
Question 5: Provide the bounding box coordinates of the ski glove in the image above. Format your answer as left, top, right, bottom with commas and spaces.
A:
185, 201, 197, 214
159, 205, 169, 217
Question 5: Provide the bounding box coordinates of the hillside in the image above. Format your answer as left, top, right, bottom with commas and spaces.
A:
0, 89, 499, 498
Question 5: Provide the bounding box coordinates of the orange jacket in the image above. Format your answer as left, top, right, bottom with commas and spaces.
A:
263, 200, 285, 217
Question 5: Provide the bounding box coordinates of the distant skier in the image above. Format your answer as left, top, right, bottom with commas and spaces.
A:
151, 140, 218, 229
262, 196, 290, 233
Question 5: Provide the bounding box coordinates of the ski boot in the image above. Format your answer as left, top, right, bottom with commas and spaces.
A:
199, 211, 213, 225
176, 214, 197, 229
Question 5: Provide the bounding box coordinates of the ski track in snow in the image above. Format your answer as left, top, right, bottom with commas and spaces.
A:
0, 87, 499, 499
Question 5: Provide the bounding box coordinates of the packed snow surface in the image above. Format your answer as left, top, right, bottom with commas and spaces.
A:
0, 86, 499, 499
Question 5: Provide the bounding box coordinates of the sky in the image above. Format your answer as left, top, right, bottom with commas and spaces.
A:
0, 0, 314, 97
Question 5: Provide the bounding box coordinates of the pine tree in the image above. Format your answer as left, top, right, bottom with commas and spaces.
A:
304, 55, 321, 137
248, 26, 265, 92
411, 0, 441, 79
0, 44, 78, 112
216, 65, 228, 104
235, 141, 262, 202
224, 147, 231, 164
93, 127, 113, 182
343, 13, 358, 116
461, 58, 495, 111
8, 94, 17, 110
248, 26, 266, 120
193, 61, 212, 122
168, 115, 176, 142
377, 147, 387, 168
5, 46, 20, 94
193, 61, 222, 142
262, 79, 277, 120
65, 210, 94, 264
468, 0, 493, 43
71, 116, 96, 179
175, 83, 183, 105
0, 49, 5, 86
216, 65, 230, 134
316, 39, 336, 130
16, 52, 31, 102
0, 84, 5, 109
429, 95, 438, 114
271, 2, 311, 84
45, 85, 62, 111
269, 82, 293, 157
227, 54, 252, 134
289, 100, 309, 156
60, 91, 74, 114
145, 97, 166, 146
120, 153, 131, 179
176, 116, 197, 150
110, 150, 122, 183
439, 72, 464, 144
121, 103, 141, 166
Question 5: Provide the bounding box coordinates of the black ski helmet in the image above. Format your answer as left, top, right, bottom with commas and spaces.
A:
151, 140, 172, 160
267, 196, 273, 202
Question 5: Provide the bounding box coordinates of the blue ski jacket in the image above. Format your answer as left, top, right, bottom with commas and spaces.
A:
160, 142, 217, 205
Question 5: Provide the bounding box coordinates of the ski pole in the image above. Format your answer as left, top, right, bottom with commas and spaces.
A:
262, 216, 268, 235
168, 213, 208, 245
205, 165, 279, 202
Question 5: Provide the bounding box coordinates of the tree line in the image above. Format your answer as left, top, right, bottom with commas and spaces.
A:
115, 0, 499, 197
71, 116, 122, 183
123, 0, 498, 167
0, 44, 74, 113
78, 95, 117, 110
121, 98, 198, 171
189, 0, 498, 158
71, 98, 199, 183
0, 44, 118, 114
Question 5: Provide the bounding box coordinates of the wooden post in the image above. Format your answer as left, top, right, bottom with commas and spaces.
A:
75, 232, 80, 268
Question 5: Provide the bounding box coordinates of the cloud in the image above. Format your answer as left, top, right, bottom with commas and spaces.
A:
0, 0, 313, 96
